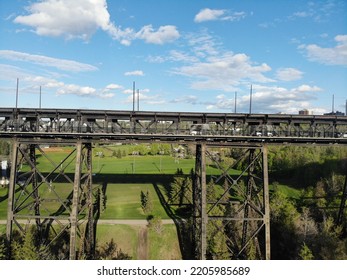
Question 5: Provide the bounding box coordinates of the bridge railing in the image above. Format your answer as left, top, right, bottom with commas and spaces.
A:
0, 108, 347, 139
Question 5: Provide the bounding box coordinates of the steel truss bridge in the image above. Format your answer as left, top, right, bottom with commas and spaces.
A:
1, 107, 347, 260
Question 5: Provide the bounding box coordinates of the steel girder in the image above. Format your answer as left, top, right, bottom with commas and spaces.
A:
6, 139, 94, 260
193, 143, 270, 260
1, 108, 347, 142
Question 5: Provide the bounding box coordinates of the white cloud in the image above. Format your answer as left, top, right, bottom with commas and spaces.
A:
13, 0, 180, 45
57, 84, 97, 96
56, 84, 123, 99
151, 32, 273, 92
0, 50, 98, 72
174, 52, 273, 91
0, 64, 28, 81
123, 89, 165, 105
194, 8, 246, 23
24, 75, 64, 89
124, 70, 144, 76
14, 0, 115, 40
296, 84, 322, 92
299, 35, 347, 66
0, 63, 117, 99
171, 95, 198, 105
275, 67, 303, 81
135, 25, 180, 45
105, 83, 123, 90
194, 8, 225, 22
56, 83, 117, 98
206, 84, 323, 113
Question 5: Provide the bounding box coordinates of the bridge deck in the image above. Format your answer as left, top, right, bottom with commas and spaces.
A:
0, 107, 346, 144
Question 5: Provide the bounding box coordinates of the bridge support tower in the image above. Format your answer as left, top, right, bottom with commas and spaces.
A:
6, 138, 94, 260
193, 143, 270, 260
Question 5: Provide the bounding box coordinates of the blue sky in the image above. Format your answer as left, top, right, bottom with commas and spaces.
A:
0, 0, 346, 114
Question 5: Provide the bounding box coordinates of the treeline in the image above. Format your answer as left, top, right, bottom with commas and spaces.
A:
0, 228, 130, 260
164, 145, 347, 259
0, 140, 10, 156
268, 145, 347, 187
267, 144, 347, 259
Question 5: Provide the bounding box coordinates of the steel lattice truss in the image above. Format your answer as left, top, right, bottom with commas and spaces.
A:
1, 108, 346, 260
1, 108, 347, 145
193, 144, 270, 260
6, 140, 94, 259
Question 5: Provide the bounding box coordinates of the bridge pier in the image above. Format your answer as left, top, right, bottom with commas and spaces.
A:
337, 168, 347, 226
193, 143, 207, 260
6, 138, 94, 260
193, 143, 270, 260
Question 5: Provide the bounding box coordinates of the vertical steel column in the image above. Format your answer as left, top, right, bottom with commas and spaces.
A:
241, 149, 256, 249
262, 145, 271, 260
6, 139, 18, 251
69, 140, 82, 260
30, 145, 41, 235
85, 143, 94, 258
193, 143, 207, 260
337, 167, 347, 226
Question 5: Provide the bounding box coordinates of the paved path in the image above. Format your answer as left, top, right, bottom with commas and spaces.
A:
0, 219, 175, 225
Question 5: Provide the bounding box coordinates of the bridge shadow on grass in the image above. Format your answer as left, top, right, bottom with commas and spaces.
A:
2, 172, 210, 259
152, 182, 194, 260
93, 173, 195, 259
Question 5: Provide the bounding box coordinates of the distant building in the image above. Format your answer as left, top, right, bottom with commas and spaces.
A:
324, 111, 345, 116
299, 109, 311, 115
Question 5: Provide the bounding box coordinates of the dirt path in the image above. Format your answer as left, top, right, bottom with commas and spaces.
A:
137, 226, 148, 260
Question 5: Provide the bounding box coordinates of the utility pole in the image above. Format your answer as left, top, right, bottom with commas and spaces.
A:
132, 81, 135, 112
137, 89, 140, 111
332, 94, 335, 114
234, 91, 237, 113
39, 86, 42, 109
15, 78, 19, 109
249, 85, 253, 114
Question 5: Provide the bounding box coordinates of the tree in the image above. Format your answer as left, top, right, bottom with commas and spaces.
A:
0, 235, 7, 260
141, 190, 153, 215
12, 226, 40, 260
314, 217, 347, 260
0, 140, 10, 155
299, 243, 314, 260
270, 189, 301, 259
95, 239, 131, 260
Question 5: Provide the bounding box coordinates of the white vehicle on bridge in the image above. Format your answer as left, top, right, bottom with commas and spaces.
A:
190, 123, 210, 135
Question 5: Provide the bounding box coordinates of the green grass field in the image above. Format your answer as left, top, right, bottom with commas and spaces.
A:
0, 144, 302, 259
99, 183, 170, 219
95, 224, 181, 259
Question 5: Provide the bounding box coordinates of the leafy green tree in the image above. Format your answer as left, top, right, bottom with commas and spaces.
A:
141, 190, 153, 215
12, 227, 40, 260
206, 223, 229, 260
270, 189, 301, 259
0, 140, 10, 155
299, 243, 314, 260
0, 236, 7, 260
314, 217, 347, 260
